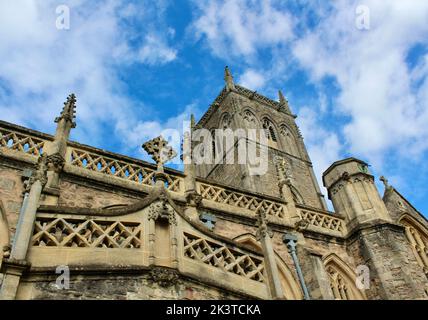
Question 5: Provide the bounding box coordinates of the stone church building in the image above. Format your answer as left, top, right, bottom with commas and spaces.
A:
0, 67, 427, 300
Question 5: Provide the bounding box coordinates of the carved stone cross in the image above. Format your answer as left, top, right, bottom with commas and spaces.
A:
380, 176, 391, 190
142, 136, 177, 170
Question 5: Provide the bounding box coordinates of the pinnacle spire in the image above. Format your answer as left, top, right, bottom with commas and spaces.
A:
224, 66, 235, 91
55, 93, 77, 128
278, 90, 292, 115
190, 113, 196, 130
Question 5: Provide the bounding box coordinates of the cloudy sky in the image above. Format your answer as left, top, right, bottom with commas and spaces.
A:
1, 0, 427, 215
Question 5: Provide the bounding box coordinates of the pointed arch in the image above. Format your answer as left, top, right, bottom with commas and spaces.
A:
322, 253, 366, 300
219, 112, 232, 129
233, 233, 303, 300
278, 123, 300, 157
398, 214, 428, 275
290, 185, 305, 205
210, 128, 217, 161
261, 117, 280, 150
242, 109, 258, 128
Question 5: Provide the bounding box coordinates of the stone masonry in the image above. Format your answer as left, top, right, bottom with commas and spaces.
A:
0, 68, 427, 300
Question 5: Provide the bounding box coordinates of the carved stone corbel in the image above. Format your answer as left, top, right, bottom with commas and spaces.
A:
2, 245, 11, 259
24, 154, 49, 192
47, 152, 65, 173
294, 218, 309, 232
185, 191, 202, 208
148, 200, 177, 225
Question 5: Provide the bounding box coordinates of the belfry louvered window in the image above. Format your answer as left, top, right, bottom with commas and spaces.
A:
262, 118, 277, 142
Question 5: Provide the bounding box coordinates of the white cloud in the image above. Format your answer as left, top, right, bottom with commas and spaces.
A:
297, 106, 342, 202
191, 1, 428, 170
138, 34, 177, 65
191, 0, 294, 59
0, 0, 178, 150
239, 69, 266, 90
292, 0, 428, 169
121, 103, 200, 165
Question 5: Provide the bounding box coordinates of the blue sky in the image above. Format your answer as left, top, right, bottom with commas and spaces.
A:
1, 1, 427, 216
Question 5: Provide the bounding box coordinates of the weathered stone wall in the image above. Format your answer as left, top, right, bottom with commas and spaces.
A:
58, 179, 139, 209
210, 213, 363, 300
0, 164, 25, 237
1, 116, 427, 300
346, 223, 428, 300
383, 188, 428, 227
17, 272, 245, 300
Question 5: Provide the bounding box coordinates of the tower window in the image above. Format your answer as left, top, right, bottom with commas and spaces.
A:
220, 113, 231, 129
243, 109, 257, 126
262, 118, 277, 142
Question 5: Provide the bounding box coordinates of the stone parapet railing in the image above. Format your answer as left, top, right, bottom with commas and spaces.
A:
296, 205, 347, 236
67, 145, 183, 193
28, 204, 269, 299
197, 181, 288, 222
0, 120, 51, 158
0, 120, 347, 238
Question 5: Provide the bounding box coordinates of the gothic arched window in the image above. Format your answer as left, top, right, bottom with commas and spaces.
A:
279, 124, 299, 157
399, 216, 428, 276
243, 109, 257, 127
326, 265, 351, 300
210, 129, 216, 160
220, 113, 231, 129
323, 254, 365, 300
262, 118, 277, 142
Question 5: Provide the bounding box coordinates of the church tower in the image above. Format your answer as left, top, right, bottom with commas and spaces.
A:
195, 67, 327, 210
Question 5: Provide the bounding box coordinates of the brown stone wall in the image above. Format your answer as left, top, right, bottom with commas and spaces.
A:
346, 224, 428, 300
17, 273, 244, 300
58, 179, 139, 209
383, 188, 428, 227
0, 165, 25, 237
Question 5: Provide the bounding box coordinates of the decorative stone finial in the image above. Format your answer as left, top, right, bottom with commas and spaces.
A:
224, 66, 235, 91
278, 90, 292, 114
55, 93, 77, 128
142, 136, 177, 171
190, 114, 196, 130
380, 176, 392, 192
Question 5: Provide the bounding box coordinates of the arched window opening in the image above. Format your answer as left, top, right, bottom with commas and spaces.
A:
279, 124, 299, 157
220, 113, 231, 129
323, 254, 365, 300
290, 186, 304, 205
243, 109, 257, 127
262, 118, 277, 142
326, 265, 351, 300
399, 216, 428, 276
211, 130, 217, 162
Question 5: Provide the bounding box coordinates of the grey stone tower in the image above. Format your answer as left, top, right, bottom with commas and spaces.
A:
195, 67, 327, 210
